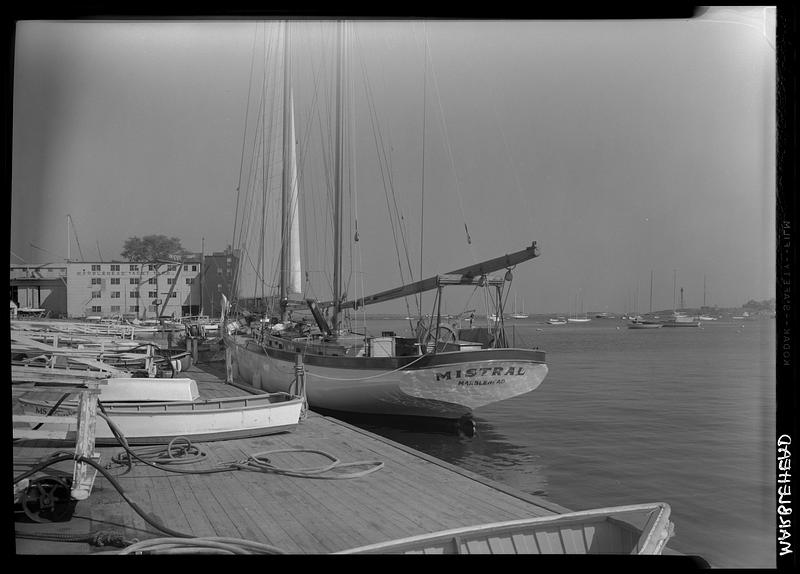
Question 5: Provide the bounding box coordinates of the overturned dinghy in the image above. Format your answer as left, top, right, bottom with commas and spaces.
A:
17, 392, 304, 445
336, 503, 674, 555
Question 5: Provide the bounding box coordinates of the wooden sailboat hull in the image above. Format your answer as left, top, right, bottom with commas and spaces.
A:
335, 502, 674, 554
17, 393, 304, 445
225, 332, 547, 419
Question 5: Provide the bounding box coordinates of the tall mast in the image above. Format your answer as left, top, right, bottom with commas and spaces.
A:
279, 20, 292, 320
331, 20, 345, 332
649, 270, 653, 313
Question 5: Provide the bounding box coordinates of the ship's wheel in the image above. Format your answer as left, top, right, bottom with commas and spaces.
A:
417, 321, 458, 352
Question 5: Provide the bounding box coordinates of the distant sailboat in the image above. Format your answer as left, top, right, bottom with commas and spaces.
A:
511, 292, 529, 319
567, 290, 591, 323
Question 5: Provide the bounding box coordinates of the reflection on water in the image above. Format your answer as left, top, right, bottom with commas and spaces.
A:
331, 409, 550, 498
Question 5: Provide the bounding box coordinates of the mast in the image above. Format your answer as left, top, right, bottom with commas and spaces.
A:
331, 20, 345, 332
703, 274, 707, 307
279, 20, 292, 320
673, 269, 677, 312
650, 270, 653, 313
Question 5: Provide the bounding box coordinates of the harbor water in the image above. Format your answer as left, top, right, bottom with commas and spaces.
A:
343, 316, 776, 568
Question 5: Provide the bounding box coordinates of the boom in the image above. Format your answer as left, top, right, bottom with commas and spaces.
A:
319, 241, 539, 311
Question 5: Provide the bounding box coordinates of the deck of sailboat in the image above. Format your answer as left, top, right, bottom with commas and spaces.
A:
14, 361, 572, 554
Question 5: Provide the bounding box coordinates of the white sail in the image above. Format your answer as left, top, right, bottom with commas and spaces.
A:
287, 89, 302, 295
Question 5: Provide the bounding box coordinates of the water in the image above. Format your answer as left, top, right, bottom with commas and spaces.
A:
341, 316, 776, 568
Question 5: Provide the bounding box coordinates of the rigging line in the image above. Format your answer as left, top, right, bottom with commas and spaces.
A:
358, 31, 417, 289
348, 28, 367, 330
295, 45, 325, 299
358, 51, 410, 293
234, 36, 270, 274
261, 35, 285, 304
365, 95, 406, 291
486, 72, 536, 234
68, 214, 85, 262
426, 36, 476, 257
10, 250, 27, 263
412, 21, 429, 318
232, 23, 260, 256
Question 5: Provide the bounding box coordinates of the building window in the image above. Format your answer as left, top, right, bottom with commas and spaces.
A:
111, 292, 120, 299
110, 278, 120, 285
168, 265, 177, 271
148, 291, 158, 298
129, 291, 139, 298
185, 278, 193, 284
91, 264, 101, 271
91, 290, 101, 298
192, 265, 197, 272
167, 278, 174, 285
129, 305, 139, 312
149, 278, 157, 285
171, 292, 177, 298
91, 278, 101, 285
110, 264, 120, 271
129, 278, 138, 284
129, 264, 139, 272
91, 305, 102, 312
148, 264, 156, 271
111, 305, 121, 312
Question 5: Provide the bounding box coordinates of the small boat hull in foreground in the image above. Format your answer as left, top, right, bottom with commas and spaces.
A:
336, 502, 674, 555
17, 392, 304, 445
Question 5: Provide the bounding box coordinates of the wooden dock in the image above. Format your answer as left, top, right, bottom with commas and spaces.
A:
13, 360, 574, 554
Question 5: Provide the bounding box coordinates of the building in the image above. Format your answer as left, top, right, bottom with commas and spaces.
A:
65, 259, 202, 319
201, 247, 240, 318
9, 263, 68, 316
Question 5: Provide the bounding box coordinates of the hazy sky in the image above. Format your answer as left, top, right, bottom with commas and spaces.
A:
10, 8, 776, 315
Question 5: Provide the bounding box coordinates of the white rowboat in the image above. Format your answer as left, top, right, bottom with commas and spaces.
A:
17, 392, 304, 445
336, 502, 674, 555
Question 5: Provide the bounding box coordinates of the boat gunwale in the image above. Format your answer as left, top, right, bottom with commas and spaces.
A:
227, 331, 546, 370
17, 392, 304, 415
334, 502, 672, 555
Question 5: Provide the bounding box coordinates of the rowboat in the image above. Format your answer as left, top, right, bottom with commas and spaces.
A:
336, 502, 674, 555
16, 392, 304, 445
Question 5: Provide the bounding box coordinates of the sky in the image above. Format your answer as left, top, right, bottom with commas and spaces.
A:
10, 8, 777, 315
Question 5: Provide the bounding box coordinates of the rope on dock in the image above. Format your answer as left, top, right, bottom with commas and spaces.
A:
110, 436, 207, 469
15, 528, 137, 548
114, 536, 287, 554
223, 448, 384, 479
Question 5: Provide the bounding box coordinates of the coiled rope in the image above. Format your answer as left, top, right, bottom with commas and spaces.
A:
115, 536, 286, 555
224, 448, 384, 479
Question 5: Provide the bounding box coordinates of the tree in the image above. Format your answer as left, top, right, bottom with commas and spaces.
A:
121, 235, 190, 262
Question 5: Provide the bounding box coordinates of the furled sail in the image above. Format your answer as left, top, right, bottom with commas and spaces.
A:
287, 90, 302, 295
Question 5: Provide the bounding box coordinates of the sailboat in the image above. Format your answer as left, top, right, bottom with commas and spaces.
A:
221, 21, 548, 422
510, 292, 529, 319
566, 290, 591, 323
